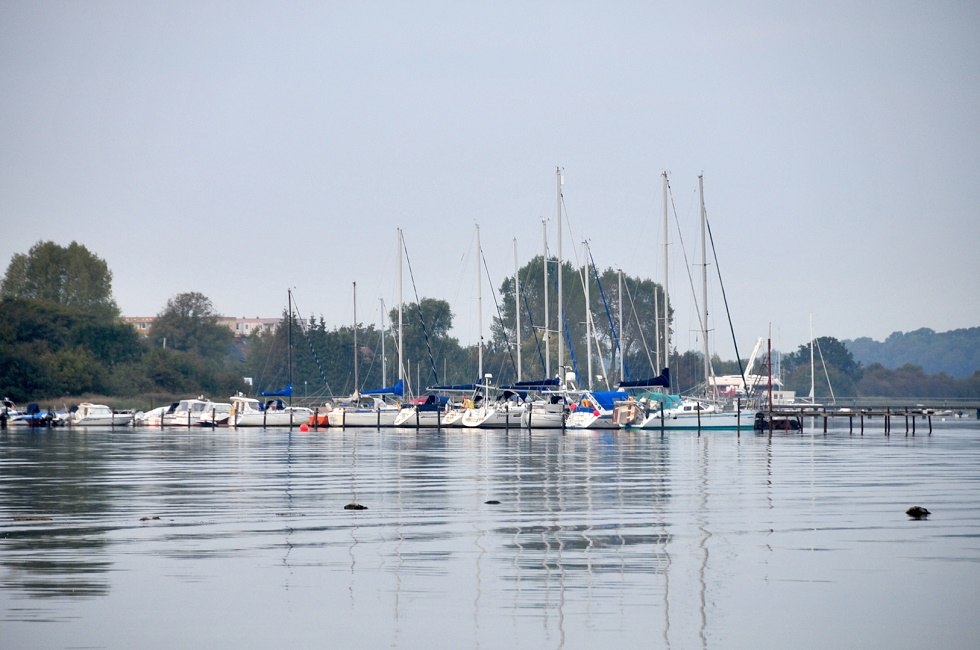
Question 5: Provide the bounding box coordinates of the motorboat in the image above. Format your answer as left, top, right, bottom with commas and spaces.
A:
198, 401, 232, 427
326, 393, 401, 427
230, 394, 311, 427
69, 403, 134, 426
163, 397, 210, 427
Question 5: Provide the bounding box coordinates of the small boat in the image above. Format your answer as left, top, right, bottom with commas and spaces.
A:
69, 403, 134, 426
230, 394, 311, 427
565, 390, 629, 429
198, 401, 232, 427
9, 403, 67, 427
393, 394, 452, 428
514, 376, 571, 429
753, 411, 803, 431
326, 385, 403, 428
460, 377, 525, 429
134, 403, 177, 426
163, 397, 210, 427
1, 397, 23, 427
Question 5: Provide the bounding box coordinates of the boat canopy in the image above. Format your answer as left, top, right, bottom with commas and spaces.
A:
618, 368, 670, 389
503, 377, 561, 391
260, 385, 293, 397
362, 378, 405, 397
586, 391, 629, 411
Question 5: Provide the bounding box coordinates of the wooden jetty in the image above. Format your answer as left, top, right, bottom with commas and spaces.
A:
760, 403, 979, 436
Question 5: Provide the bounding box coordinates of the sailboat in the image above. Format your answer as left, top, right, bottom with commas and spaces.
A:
231, 290, 312, 427
326, 281, 403, 427
615, 173, 754, 430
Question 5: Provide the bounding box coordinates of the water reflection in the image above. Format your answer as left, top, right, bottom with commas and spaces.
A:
2, 423, 979, 649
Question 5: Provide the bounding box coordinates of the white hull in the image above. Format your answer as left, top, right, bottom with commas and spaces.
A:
70, 404, 134, 427
72, 414, 134, 426
565, 410, 618, 429
460, 404, 525, 428
327, 408, 399, 428
233, 408, 310, 427
521, 402, 566, 429
393, 407, 459, 428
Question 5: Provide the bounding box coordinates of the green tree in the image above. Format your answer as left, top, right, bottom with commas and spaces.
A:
149, 292, 232, 360
389, 298, 463, 389
782, 336, 863, 398
491, 256, 668, 385
1, 241, 119, 318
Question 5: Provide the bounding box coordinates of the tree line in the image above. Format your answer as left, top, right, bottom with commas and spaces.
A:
1, 241, 977, 404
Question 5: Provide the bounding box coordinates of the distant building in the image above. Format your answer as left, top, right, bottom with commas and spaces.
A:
220, 317, 279, 338
123, 316, 279, 338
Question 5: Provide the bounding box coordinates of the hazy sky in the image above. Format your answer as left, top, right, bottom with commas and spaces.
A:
2, 1, 978, 361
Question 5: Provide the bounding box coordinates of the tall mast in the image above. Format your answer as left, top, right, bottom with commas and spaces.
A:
380, 298, 387, 386
662, 170, 670, 381
584, 240, 592, 390
514, 237, 522, 381
618, 269, 624, 383
476, 223, 483, 379
542, 217, 549, 377
398, 228, 404, 384
699, 174, 711, 395
352, 281, 358, 395
809, 314, 815, 401
287, 288, 293, 407
556, 166, 563, 377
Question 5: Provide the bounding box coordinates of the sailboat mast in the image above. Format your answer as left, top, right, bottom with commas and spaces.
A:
542, 218, 550, 377
380, 298, 387, 387
398, 228, 404, 384
662, 171, 670, 382
699, 174, 711, 395
809, 314, 815, 401
514, 237, 522, 381
584, 240, 592, 390
352, 281, 358, 395
287, 288, 293, 407
476, 224, 483, 379
556, 166, 563, 378
618, 269, 624, 383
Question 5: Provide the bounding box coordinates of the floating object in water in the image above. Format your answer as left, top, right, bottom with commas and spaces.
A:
140, 516, 161, 521
344, 503, 367, 511
484, 500, 501, 505
299, 423, 309, 432
906, 506, 930, 519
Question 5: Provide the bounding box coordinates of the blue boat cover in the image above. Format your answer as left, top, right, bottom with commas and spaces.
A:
588, 391, 629, 410
362, 378, 405, 397
618, 368, 670, 389
260, 385, 293, 397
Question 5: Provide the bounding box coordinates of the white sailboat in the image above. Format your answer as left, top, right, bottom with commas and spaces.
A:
326, 281, 402, 427
615, 173, 754, 430
232, 290, 311, 427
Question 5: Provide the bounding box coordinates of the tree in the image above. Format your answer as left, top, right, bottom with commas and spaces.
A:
1, 241, 119, 318
149, 292, 232, 360
782, 336, 863, 398
491, 255, 668, 385
388, 298, 461, 388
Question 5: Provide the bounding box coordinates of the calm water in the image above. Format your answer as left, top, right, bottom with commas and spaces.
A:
2, 419, 979, 649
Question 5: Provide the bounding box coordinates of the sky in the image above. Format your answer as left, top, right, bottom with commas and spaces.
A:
2, 1, 978, 362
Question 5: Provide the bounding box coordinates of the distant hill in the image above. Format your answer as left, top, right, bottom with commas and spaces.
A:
845, 327, 980, 378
